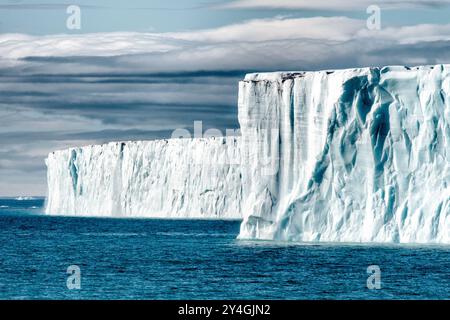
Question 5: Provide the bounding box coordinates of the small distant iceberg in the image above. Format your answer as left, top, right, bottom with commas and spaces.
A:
15, 196, 36, 201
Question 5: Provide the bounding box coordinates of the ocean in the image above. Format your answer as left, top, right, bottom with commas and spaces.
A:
0, 198, 448, 300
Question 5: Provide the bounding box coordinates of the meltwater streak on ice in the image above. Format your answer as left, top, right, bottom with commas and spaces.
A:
46, 137, 242, 219
238, 65, 450, 244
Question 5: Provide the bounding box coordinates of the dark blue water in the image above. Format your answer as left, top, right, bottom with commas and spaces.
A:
0, 198, 449, 300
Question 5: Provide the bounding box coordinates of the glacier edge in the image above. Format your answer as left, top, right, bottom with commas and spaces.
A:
46, 137, 242, 219
238, 65, 449, 243
45, 64, 450, 244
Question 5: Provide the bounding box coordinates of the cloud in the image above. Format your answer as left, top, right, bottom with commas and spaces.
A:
0, 17, 363, 61
357, 23, 450, 44
2, 16, 450, 67
0, 33, 178, 60
219, 0, 450, 10
165, 16, 363, 42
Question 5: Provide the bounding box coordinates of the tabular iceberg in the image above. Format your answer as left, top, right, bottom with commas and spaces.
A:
238, 65, 449, 243
46, 137, 242, 219
45, 64, 449, 244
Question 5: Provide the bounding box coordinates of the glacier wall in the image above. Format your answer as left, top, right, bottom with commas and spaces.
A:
46, 137, 242, 219
238, 65, 449, 243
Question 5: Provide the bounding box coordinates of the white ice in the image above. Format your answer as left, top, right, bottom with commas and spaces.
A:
46, 64, 450, 244
46, 137, 242, 219
238, 65, 449, 243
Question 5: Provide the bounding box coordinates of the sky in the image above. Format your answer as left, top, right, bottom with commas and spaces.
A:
1, 0, 450, 196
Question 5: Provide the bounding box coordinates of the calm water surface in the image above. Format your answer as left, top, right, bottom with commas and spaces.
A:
0, 198, 448, 299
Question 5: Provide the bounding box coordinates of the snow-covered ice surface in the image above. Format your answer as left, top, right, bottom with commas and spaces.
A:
238, 65, 449, 243
46, 137, 242, 219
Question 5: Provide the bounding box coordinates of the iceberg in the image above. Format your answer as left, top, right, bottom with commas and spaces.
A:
46, 137, 242, 219
45, 64, 449, 244
238, 65, 449, 243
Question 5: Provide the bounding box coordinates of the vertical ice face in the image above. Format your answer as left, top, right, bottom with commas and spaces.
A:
46, 137, 242, 219
238, 65, 449, 243
46, 64, 449, 243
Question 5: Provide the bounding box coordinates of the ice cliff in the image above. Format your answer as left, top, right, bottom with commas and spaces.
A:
238, 65, 449, 243
46, 64, 449, 244
46, 137, 242, 219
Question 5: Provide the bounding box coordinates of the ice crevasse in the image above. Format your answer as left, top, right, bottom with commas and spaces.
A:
46, 65, 450, 244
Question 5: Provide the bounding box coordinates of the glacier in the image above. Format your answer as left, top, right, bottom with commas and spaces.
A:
238, 65, 449, 244
45, 64, 449, 244
46, 137, 242, 219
